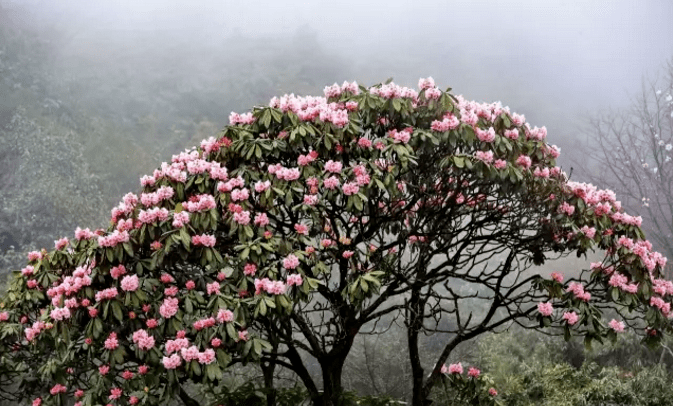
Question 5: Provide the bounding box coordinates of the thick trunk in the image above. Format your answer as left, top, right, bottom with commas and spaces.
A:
261, 361, 277, 406
315, 355, 346, 406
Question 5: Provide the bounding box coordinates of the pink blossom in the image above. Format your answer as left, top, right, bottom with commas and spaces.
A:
162, 354, 182, 369
110, 264, 126, 279
325, 160, 343, 173
516, 155, 532, 169
418, 77, 435, 90
538, 302, 553, 316
238, 330, 250, 341
217, 309, 234, 323
160, 297, 179, 319
244, 263, 257, 276
231, 188, 250, 202
198, 348, 216, 365
283, 254, 300, 270
207, 282, 221, 295
425, 87, 441, 100
181, 345, 200, 362
474, 150, 494, 164
121, 274, 139, 292
358, 138, 372, 148
104, 332, 119, 350
303, 195, 319, 206
324, 176, 341, 190
562, 311, 579, 325
50, 384, 67, 396
172, 211, 190, 228
294, 223, 309, 235
493, 159, 507, 169
551, 272, 564, 283
95, 288, 118, 302
192, 234, 216, 247
165, 338, 189, 354
467, 367, 481, 378
233, 211, 251, 225
287, 274, 303, 286
254, 212, 270, 227
448, 362, 463, 374
342, 182, 360, 196
132, 329, 155, 350
609, 319, 625, 332
254, 180, 271, 193
504, 129, 519, 140
342, 251, 354, 259
475, 127, 496, 143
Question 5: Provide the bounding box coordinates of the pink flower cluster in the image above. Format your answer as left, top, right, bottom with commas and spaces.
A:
268, 164, 301, 181
369, 82, 418, 100
98, 230, 130, 247
298, 151, 319, 166
324, 160, 343, 173
141, 186, 174, 207
95, 287, 118, 302
50, 307, 71, 321
172, 211, 190, 228
254, 180, 271, 193
138, 207, 170, 224
566, 282, 591, 301
342, 182, 359, 196
430, 115, 460, 132
286, 274, 303, 287
388, 128, 412, 144
475, 127, 496, 143
183, 194, 216, 212
254, 278, 287, 295
474, 150, 494, 164
160, 297, 179, 319
537, 302, 553, 316
121, 274, 139, 292
229, 112, 255, 125
562, 311, 579, 325
192, 234, 216, 247
74, 227, 96, 240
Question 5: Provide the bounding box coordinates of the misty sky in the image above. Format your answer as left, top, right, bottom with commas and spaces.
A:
5, 0, 673, 149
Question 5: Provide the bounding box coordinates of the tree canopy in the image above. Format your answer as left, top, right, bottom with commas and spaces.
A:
0, 78, 671, 406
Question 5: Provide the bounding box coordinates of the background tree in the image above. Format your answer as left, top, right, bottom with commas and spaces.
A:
578, 60, 673, 277
1, 78, 672, 406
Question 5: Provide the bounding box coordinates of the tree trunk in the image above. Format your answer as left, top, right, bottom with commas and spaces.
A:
261, 360, 277, 406
315, 355, 347, 406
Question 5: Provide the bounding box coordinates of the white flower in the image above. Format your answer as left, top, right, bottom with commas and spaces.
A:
666, 144, 673, 151
656, 90, 662, 95
666, 94, 673, 102
659, 140, 665, 146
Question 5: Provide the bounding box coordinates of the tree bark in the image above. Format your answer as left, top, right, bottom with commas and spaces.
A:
316, 355, 347, 406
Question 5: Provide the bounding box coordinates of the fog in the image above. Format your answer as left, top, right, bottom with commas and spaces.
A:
9, 0, 673, 149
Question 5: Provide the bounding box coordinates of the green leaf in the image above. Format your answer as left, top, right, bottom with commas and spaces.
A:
454, 156, 465, 168
111, 301, 123, 322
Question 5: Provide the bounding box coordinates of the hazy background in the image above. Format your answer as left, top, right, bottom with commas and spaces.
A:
2, 1, 673, 402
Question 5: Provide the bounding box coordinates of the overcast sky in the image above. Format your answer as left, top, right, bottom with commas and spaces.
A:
5, 0, 673, 143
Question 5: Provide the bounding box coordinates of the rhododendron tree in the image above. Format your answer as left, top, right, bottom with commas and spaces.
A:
0, 77, 672, 406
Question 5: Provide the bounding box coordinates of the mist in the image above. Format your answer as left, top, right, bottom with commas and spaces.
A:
6, 0, 673, 157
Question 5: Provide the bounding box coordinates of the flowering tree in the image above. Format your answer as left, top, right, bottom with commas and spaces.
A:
0, 77, 671, 406
579, 60, 673, 277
